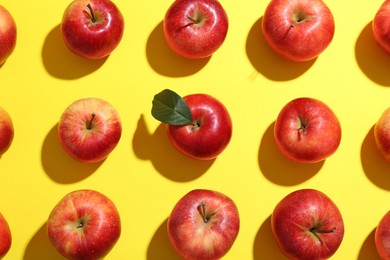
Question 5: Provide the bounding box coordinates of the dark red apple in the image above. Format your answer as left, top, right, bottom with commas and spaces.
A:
0, 5, 16, 65
163, 0, 229, 59
373, 0, 390, 54
375, 211, 390, 259
262, 0, 335, 62
374, 107, 390, 162
168, 189, 240, 260
274, 97, 341, 163
272, 189, 344, 259
0, 106, 14, 155
0, 213, 11, 258
61, 0, 124, 59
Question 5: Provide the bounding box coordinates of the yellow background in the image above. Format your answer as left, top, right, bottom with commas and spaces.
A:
0, 0, 389, 259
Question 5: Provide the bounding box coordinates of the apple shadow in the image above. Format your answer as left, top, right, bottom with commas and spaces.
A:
145, 21, 210, 77
41, 25, 108, 80
357, 228, 381, 260
41, 124, 102, 184
147, 218, 182, 260
258, 122, 323, 186
246, 17, 316, 81
132, 115, 214, 182
361, 125, 390, 190
355, 22, 390, 86
253, 215, 288, 259
23, 222, 66, 260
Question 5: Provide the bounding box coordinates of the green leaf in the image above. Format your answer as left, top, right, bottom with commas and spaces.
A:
151, 89, 193, 126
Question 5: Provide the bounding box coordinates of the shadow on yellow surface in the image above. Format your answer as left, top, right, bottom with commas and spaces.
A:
23, 222, 65, 260
146, 21, 210, 77
253, 215, 288, 259
147, 218, 181, 260
133, 115, 214, 182
355, 22, 390, 87
361, 125, 390, 190
41, 124, 102, 183
357, 227, 381, 260
258, 122, 323, 186
42, 25, 108, 80
246, 17, 316, 81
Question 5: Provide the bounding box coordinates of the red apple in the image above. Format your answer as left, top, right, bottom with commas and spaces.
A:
152, 89, 232, 160
274, 97, 341, 163
163, 0, 229, 59
374, 107, 390, 162
262, 0, 335, 62
373, 0, 390, 54
61, 0, 124, 59
47, 189, 121, 260
58, 97, 122, 163
0, 106, 14, 155
375, 211, 390, 259
272, 189, 344, 260
0, 213, 11, 258
0, 5, 17, 65
167, 189, 240, 260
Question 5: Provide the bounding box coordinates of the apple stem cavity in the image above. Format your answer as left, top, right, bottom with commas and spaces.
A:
199, 201, 215, 223
87, 3, 96, 23
310, 226, 336, 244
87, 113, 96, 130
298, 117, 307, 135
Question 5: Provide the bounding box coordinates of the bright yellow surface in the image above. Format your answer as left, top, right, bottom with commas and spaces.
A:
1, 0, 389, 259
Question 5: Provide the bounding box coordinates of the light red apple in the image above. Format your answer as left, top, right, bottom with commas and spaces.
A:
152, 89, 232, 160
47, 189, 121, 260
373, 0, 390, 54
272, 189, 344, 260
274, 97, 341, 163
262, 0, 335, 62
167, 189, 240, 260
0, 213, 11, 258
163, 0, 229, 59
0, 5, 17, 65
58, 97, 122, 163
0, 106, 14, 155
61, 0, 124, 59
375, 211, 390, 259
374, 107, 390, 162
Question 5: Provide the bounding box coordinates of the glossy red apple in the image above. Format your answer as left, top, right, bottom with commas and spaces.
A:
274, 97, 341, 163
272, 189, 344, 260
375, 211, 390, 259
0, 5, 17, 65
163, 0, 229, 59
47, 189, 121, 260
373, 0, 390, 54
374, 107, 390, 162
58, 97, 122, 163
61, 0, 124, 59
0, 106, 14, 155
168, 189, 240, 260
152, 89, 232, 160
0, 213, 11, 258
262, 0, 335, 62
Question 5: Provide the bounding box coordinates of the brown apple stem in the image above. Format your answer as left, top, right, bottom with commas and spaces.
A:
87, 113, 96, 130
87, 3, 96, 23
310, 227, 336, 244
298, 117, 307, 134
186, 15, 199, 24
200, 201, 209, 223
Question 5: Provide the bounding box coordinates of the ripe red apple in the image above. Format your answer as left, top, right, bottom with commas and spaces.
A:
0, 106, 14, 155
272, 189, 344, 260
163, 0, 229, 59
374, 107, 390, 162
167, 189, 240, 260
0, 213, 11, 258
373, 0, 390, 54
262, 0, 335, 62
0, 5, 17, 65
152, 89, 232, 160
61, 0, 124, 59
375, 211, 390, 259
58, 97, 122, 163
274, 97, 341, 163
47, 189, 121, 260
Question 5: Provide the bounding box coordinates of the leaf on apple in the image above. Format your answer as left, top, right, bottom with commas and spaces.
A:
152, 89, 193, 125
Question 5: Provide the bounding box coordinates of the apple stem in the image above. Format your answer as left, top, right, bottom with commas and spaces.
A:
87, 113, 96, 130
310, 227, 336, 244
186, 15, 199, 24
199, 201, 216, 223
298, 117, 307, 135
87, 3, 96, 23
